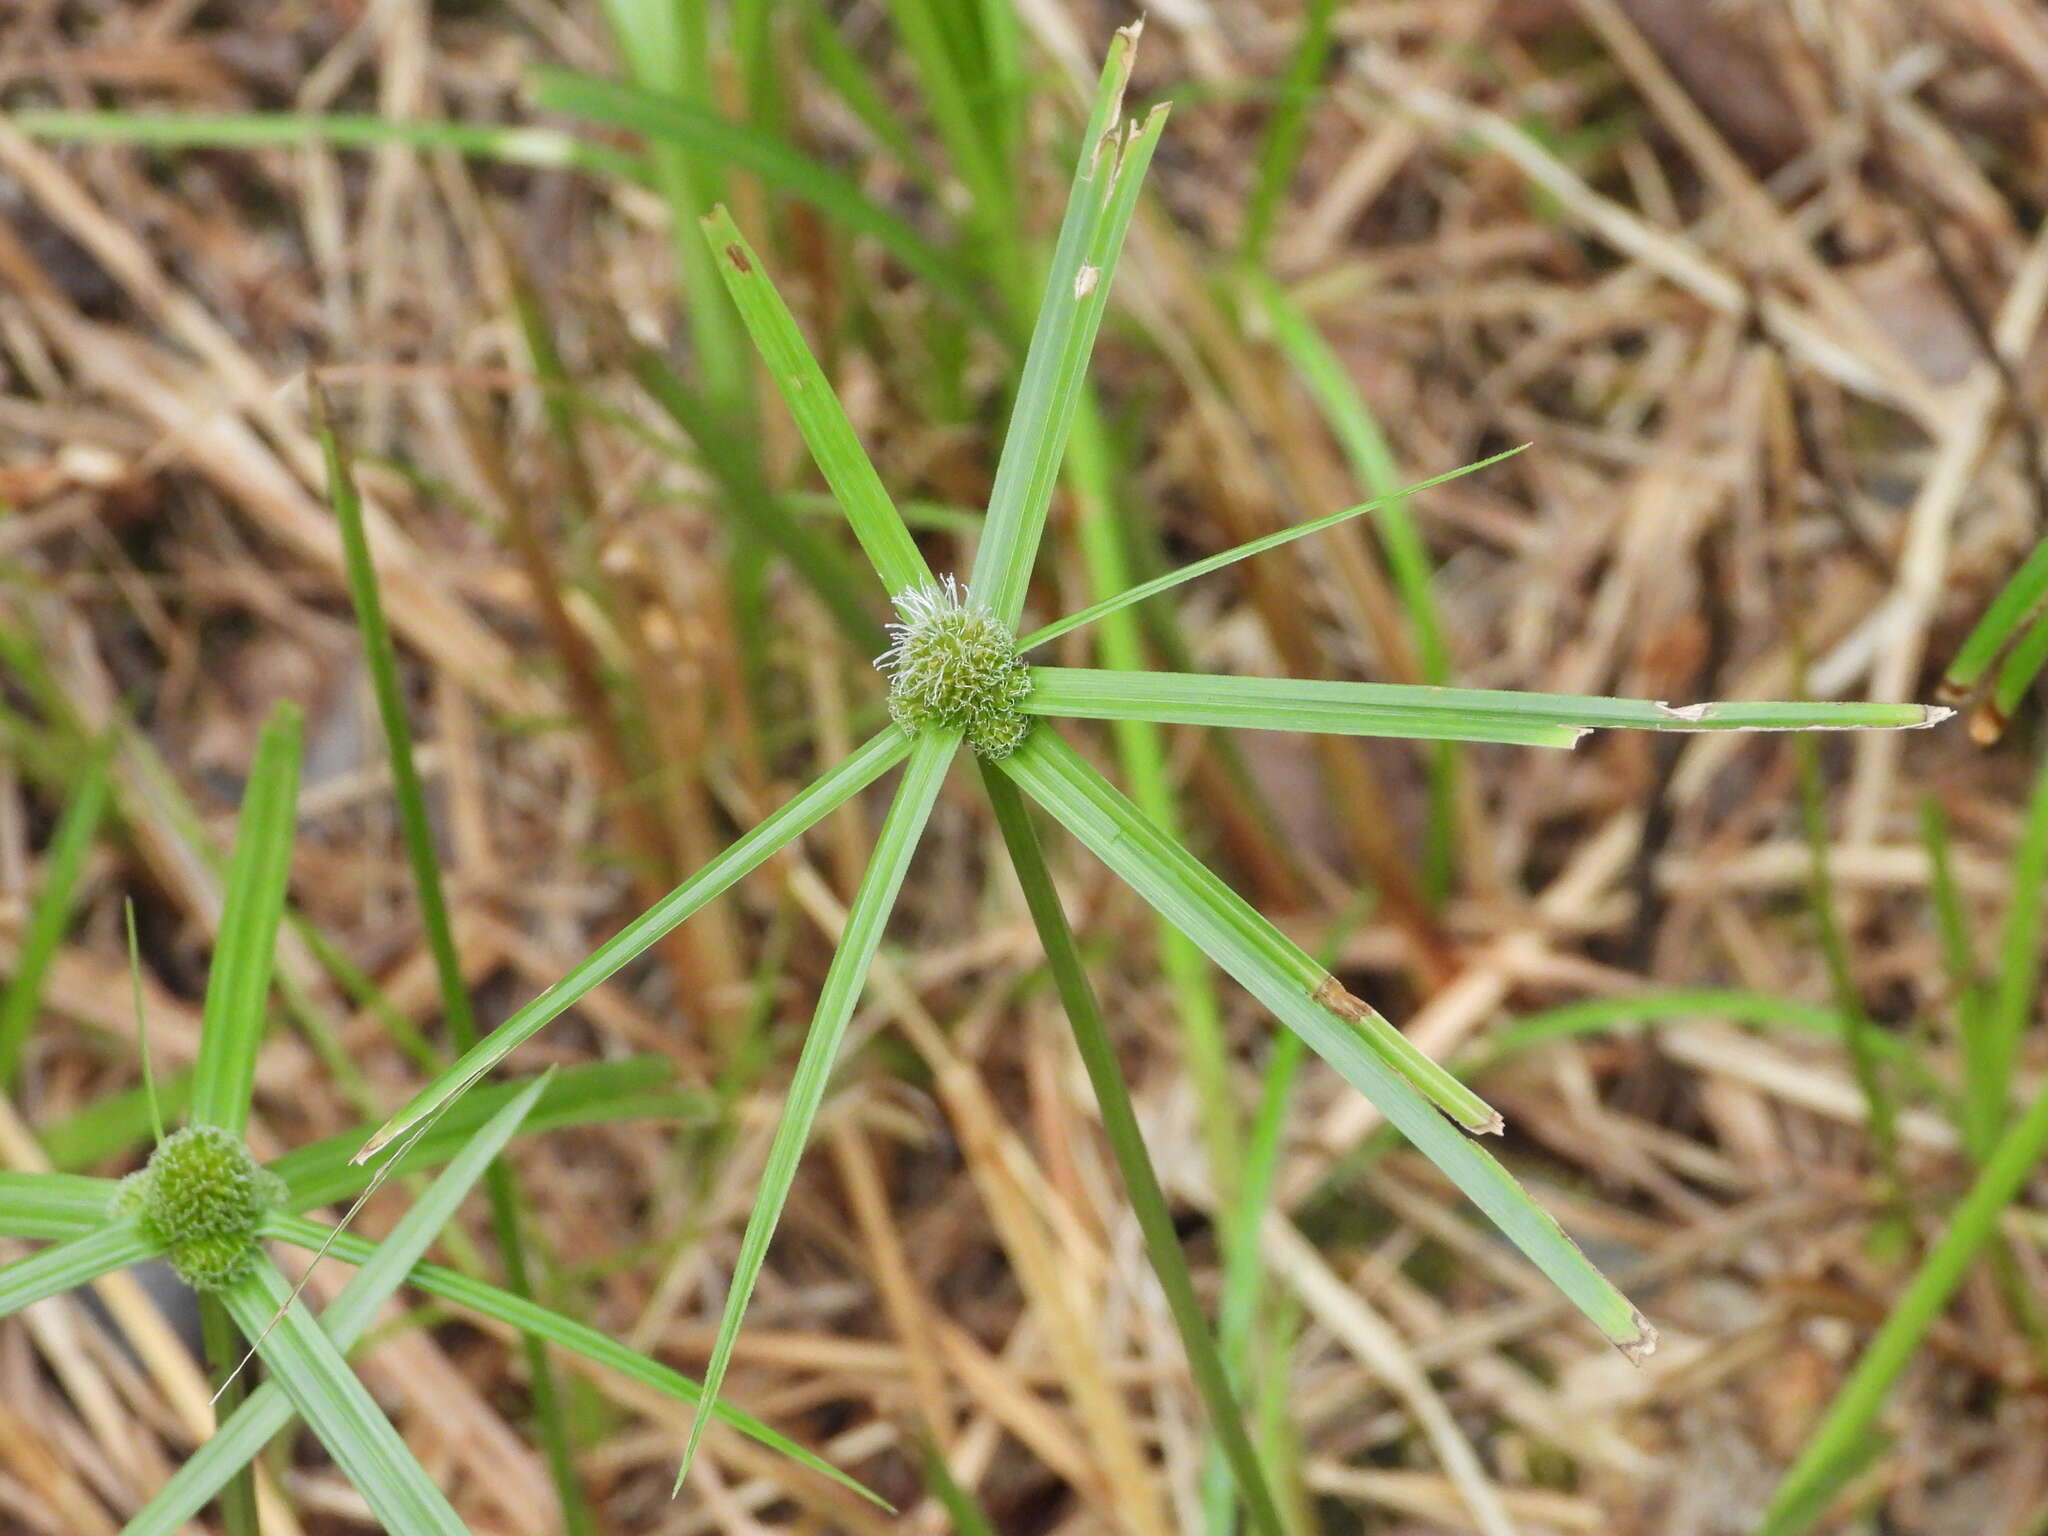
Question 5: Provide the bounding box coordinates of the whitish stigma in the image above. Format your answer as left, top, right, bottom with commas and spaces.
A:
877, 577, 1034, 759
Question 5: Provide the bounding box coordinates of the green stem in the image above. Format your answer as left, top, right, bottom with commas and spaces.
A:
1794, 734, 1904, 1212
322, 390, 592, 1535
1763, 1071, 2048, 1532
199, 1293, 261, 1536
982, 762, 1285, 1536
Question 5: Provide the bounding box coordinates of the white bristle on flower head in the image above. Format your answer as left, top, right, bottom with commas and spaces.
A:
876, 577, 1034, 759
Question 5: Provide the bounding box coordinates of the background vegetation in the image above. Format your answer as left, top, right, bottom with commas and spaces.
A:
2, 1, 2047, 1532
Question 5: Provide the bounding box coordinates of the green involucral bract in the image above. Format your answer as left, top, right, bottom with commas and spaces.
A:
879, 578, 1034, 758
111, 1125, 286, 1291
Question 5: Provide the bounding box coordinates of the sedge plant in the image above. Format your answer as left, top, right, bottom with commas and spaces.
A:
347, 27, 1947, 1523
0, 705, 881, 1533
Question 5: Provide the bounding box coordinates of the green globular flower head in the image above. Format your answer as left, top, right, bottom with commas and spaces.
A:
878, 578, 1034, 759
111, 1124, 285, 1292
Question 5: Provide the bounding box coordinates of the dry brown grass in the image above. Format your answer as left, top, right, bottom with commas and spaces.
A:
3, 1, 2048, 1532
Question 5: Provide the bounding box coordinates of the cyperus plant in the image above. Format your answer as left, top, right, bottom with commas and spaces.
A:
0, 706, 879, 1535
350, 25, 1946, 1525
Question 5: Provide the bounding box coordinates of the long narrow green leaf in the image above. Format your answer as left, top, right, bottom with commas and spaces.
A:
1026, 669, 1949, 743
122, 1078, 550, 1536
0, 1221, 156, 1319
1482, 989, 1875, 1061
191, 705, 302, 1136
321, 383, 591, 1532
1762, 1072, 2048, 1533
272, 1059, 699, 1208
1063, 400, 1242, 1251
970, 23, 1160, 626
982, 764, 1286, 1536
1255, 271, 1462, 891
1988, 607, 2048, 730
1017, 450, 1523, 653
675, 730, 956, 1489
8, 109, 644, 182
1919, 797, 1984, 1066
1970, 743, 2048, 1155
1000, 728, 1655, 1359
0, 740, 114, 1088
531, 67, 976, 307
39, 1073, 194, 1172
356, 727, 911, 1162
600, 0, 746, 414
222, 1263, 473, 1536
1239, 0, 1337, 265
257, 1209, 882, 1504
0, 1172, 120, 1239
1943, 535, 2048, 696
1027, 669, 1581, 747
1005, 727, 1493, 1136
196, 1293, 258, 1536
701, 208, 933, 597
631, 349, 883, 648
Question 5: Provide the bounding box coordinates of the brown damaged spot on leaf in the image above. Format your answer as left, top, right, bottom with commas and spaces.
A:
1619, 1313, 1660, 1365
1313, 974, 1505, 1135
1311, 972, 1371, 1021
725, 243, 751, 274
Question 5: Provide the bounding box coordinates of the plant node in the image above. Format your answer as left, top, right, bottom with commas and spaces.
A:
878, 578, 1033, 758
111, 1125, 285, 1292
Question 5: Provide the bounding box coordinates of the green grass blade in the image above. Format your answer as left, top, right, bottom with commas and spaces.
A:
122, 1078, 550, 1536
1970, 743, 2048, 1154
701, 208, 933, 596
42, 1071, 195, 1172
599, 0, 747, 412
1205, 1030, 1304, 1532
8, 109, 644, 182
917, 1439, 1000, 1536
0, 739, 114, 1089
1943, 535, 2048, 697
355, 727, 911, 1163
982, 764, 1286, 1536
1761, 1072, 2048, 1533
1794, 733, 1902, 1202
531, 66, 977, 307
221, 1263, 473, 1536
1063, 402, 1243, 1216
1482, 989, 1876, 1061
272, 1059, 700, 1208
1026, 669, 1949, 743
674, 730, 956, 1490
797, 0, 930, 182
1919, 797, 1984, 1068
1006, 727, 1493, 1136
320, 385, 592, 1532
0, 1221, 156, 1319
1251, 278, 1450, 679
1239, 0, 1337, 265
1000, 728, 1655, 1359
1026, 668, 1583, 746
321, 386, 475, 1057
1253, 271, 1461, 892
256, 1210, 883, 1505
1989, 608, 2048, 732
970, 24, 1161, 626
125, 901, 164, 1148
630, 348, 883, 648
196, 1292, 257, 1536
1017, 449, 1523, 653
190, 704, 302, 1136
0, 1172, 122, 1239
